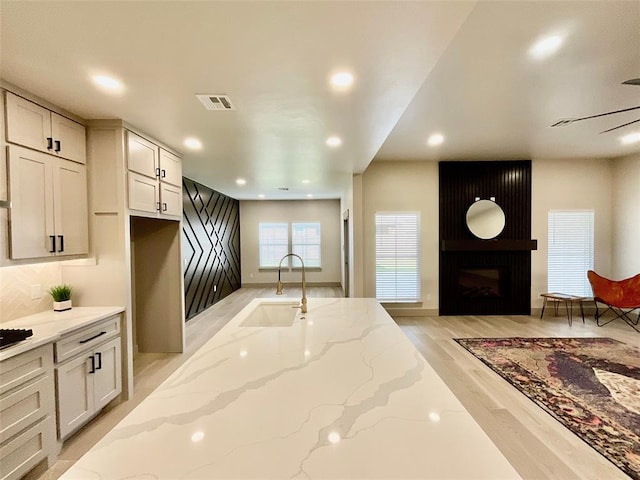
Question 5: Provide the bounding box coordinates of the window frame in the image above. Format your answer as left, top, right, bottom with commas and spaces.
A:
547, 209, 595, 297
258, 222, 290, 268
258, 221, 322, 270
291, 222, 322, 268
375, 211, 421, 302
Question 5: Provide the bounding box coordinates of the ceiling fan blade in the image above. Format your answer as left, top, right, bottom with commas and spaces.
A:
600, 118, 640, 134
551, 105, 640, 127
622, 78, 640, 86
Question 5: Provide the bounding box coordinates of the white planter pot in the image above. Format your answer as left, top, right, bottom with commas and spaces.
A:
54, 300, 72, 312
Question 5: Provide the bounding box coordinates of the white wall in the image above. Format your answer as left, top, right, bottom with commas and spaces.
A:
239, 200, 342, 286
612, 152, 640, 279
531, 158, 613, 307
357, 158, 618, 312
360, 161, 439, 311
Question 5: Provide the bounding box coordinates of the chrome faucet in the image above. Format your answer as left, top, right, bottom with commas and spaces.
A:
276, 253, 307, 313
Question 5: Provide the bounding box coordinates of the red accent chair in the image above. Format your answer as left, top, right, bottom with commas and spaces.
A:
587, 270, 640, 332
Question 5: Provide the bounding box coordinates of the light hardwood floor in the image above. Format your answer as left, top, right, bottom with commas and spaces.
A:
33, 289, 637, 480
396, 313, 639, 480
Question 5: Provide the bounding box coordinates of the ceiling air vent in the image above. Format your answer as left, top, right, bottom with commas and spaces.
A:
196, 94, 235, 111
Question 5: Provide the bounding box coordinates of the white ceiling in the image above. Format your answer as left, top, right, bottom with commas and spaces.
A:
1, 1, 639, 200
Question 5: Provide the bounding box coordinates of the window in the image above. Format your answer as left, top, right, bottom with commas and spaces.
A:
258, 222, 322, 268
548, 210, 594, 296
292, 222, 321, 267
259, 223, 288, 268
375, 212, 421, 302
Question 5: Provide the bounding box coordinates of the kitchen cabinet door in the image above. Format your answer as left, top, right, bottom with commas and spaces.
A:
53, 159, 89, 255
5, 92, 52, 154
127, 131, 159, 179
160, 184, 182, 217
93, 338, 122, 411
159, 149, 182, 187
56, 355, 93, 440
8, 146, 55, 258
128, 171, 160, 214
51, 112, 86, 164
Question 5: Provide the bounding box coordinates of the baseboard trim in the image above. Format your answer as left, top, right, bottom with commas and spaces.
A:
385, 307, 439, 317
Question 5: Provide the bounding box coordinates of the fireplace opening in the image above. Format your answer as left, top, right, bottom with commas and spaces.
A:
457, 268, 508, 298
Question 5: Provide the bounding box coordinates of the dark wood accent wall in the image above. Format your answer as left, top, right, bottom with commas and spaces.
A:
439, 160, 533, 315
182, 177, 241, 320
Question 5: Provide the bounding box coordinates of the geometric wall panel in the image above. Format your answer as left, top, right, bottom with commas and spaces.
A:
182, 177, 241, 320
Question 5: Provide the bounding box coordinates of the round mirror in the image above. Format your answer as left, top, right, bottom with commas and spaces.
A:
466, 200, 505, 239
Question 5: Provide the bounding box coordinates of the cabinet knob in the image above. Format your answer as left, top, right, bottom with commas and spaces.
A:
58, 235, 64, 252
95, 352, 102, 370
49, 235, 56, 253
89, 355, 96, 374
155, 167, 161, 177
47, 137, 53, 150
161, 169, 166, 178
163, 202, 167, 212
54, 140, 61, 153
157, 201, 161, 211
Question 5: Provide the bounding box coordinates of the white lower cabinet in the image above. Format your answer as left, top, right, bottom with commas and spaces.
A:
55, 319, 122, 440
0, 344, 56, 480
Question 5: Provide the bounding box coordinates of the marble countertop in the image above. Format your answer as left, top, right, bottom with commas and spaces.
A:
61, 298, 520, 479
0, 306, 125, 361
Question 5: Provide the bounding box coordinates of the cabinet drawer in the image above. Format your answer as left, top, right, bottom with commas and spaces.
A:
0, 415, 54, 480
0, 375, 54, 444
0, 344, 53, 396
55, 316, 120, 364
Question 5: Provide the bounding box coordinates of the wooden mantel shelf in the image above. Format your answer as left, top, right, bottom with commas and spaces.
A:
441, 239, 538, 252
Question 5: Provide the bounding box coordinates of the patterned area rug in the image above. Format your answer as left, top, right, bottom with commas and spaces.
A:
455, 337, 640, 479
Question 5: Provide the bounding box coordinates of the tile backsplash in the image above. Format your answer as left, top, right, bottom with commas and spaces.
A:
0, 263, 62, 322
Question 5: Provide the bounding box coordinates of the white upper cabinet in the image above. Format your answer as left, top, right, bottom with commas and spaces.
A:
5, 92, 86, 164
126, 130, 182, 219
51, 112, 87, 164
126, 131, 159, 178
159, 149, 182, 187
8, 146, 88, 259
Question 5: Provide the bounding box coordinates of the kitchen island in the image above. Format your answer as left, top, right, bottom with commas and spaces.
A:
61, 298, 520, 479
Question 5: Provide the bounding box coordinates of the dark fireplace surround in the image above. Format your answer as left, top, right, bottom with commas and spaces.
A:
439, 160, 536, 315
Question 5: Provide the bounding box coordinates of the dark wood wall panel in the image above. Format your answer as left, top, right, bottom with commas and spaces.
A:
182, 178, 241, 320
439, 161, 532, 315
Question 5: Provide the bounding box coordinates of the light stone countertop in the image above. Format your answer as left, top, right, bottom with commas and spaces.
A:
60, 298, 520, 479
0, 306, 125, 361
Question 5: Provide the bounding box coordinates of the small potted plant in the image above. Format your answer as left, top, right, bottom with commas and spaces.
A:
49, 284, 73, 312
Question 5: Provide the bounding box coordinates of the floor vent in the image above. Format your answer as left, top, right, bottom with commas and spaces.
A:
196, 94, 235, 111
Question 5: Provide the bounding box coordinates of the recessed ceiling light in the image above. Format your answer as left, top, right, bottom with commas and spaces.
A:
306, 194, 313, 198
529, 34, 564, 60
302, 179, 310, 184
91, 74, 124, 94
258, 194, 265, 199
326, 136, 342, 147
236, 178, 246, 186
183, 137, 203, 150
330, 72, 354, 90
620, 131, 640, 145
427, 133, 445, 146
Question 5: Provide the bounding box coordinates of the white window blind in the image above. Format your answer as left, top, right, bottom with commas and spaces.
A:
292, 222, 321, 268
259, 223, 289, 268
375, 212, 421, 302
548, 210, 594, 296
